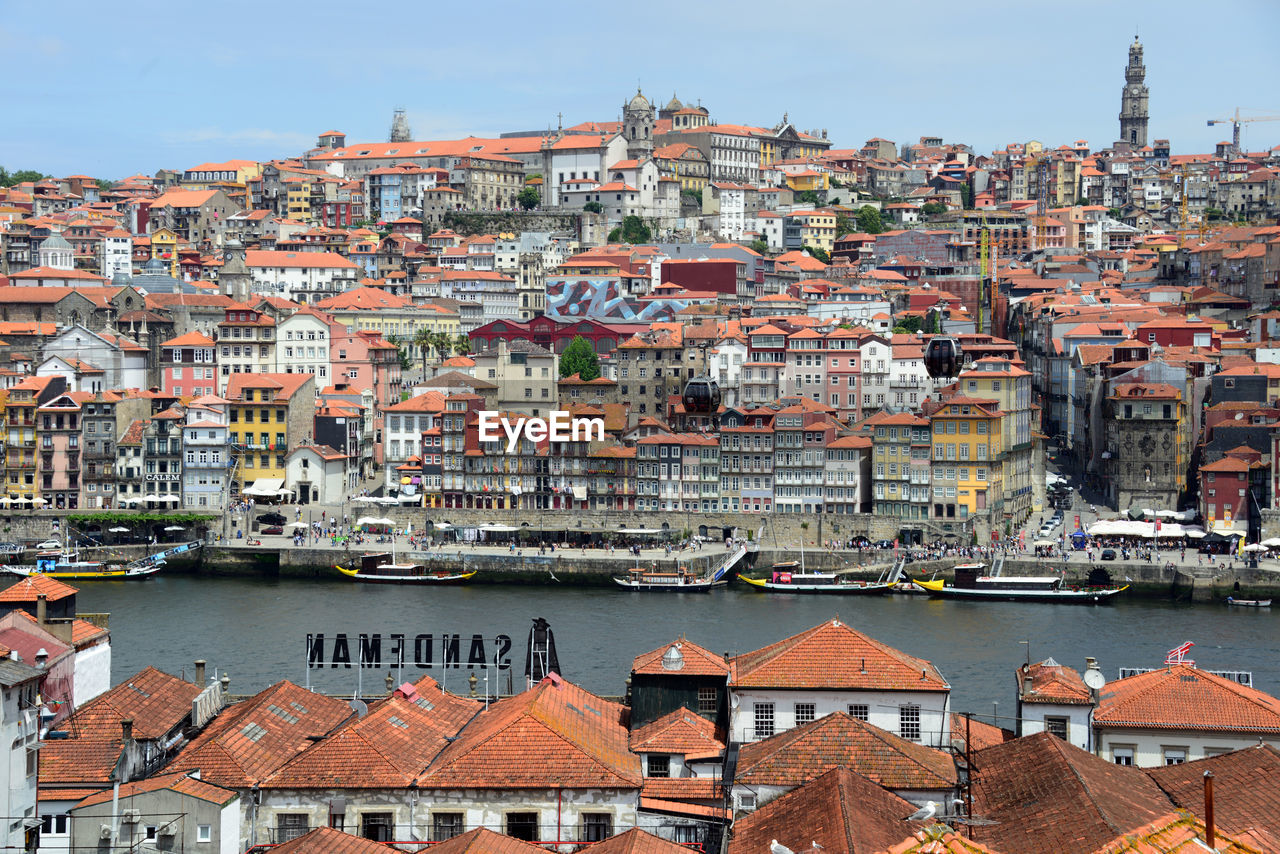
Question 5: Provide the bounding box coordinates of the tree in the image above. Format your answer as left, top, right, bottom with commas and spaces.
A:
583, 201, 604, 214
559, 335, 601, 381
893, 315, 923, 334
617, 215, 652, 244
794, 189, 821, 206
412, 327, 435, 376
749, 239, 769, 255
517, 186, 541, 210
95, 178, 112, 192
921, 201, 946, 216
385, 334, 413, 371
1107, 207, 1124, 219
1205, 207, 1225, 222
835, 211, 856, 237
959, 184, 973, 209
0, 168, 46, 188
802, 245, 830, 264
453, 334, 472, 356
855, 205, 885, 235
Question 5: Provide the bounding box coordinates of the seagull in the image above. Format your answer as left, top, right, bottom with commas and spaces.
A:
548, 568, 560, 583
771, 840, 795, 854
903, 801, 937, 822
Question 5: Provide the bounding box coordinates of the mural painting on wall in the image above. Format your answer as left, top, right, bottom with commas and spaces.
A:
545, 277, 690, 322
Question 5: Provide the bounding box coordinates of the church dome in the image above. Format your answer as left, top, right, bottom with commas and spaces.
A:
628, 89, 651, 112
41, 233, 72, 250
664, 93, 684, 112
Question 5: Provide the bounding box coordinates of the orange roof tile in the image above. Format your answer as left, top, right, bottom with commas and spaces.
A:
629, 707, 724, 758
270, 826, 404, 854
1018, 659, 1092, 705
1147, 745, 1280, 848
1095, 665, 1280, 734
0, 574, 78, 603
72, 770, 237, 809
426, 828, 547, 854
735, 711, 957, 791
632, 638, 730, 678
730, 619, 948, 692
1089, 812, 1263, 854
417, 675, 641, 789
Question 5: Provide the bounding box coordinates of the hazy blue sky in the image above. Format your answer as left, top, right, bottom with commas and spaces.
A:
4, 0, 1278, 178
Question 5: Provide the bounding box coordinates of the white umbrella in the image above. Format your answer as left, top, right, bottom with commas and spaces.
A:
163, 525, 185, 532
108, 526, 130, 533
1184, 530, 1207, 539
1261, 537, 1280, 548
286, 521, 308, 529
1242, 543, 1268, 553
352, 496, 378, 504
159, 495, 180, 502
356, 516, 394, 527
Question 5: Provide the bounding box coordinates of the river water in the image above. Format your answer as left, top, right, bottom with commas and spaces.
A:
76, 577, 1280, 725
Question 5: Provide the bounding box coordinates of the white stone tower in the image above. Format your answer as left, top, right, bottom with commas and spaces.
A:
1118, 35, 1149, 149
622, 89, 654, 161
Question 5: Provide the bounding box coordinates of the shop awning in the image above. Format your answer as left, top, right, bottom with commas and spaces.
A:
572, 485, 587, 500
244, 478, 286, 497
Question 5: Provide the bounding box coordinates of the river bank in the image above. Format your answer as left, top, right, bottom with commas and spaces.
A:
36, 542, 1280, 602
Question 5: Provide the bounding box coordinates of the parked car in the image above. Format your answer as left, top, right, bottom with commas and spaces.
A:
260, 525, 284, 536
256, 512, 287, 526
35, 539, 62, 549
1101, 549, 1117, 561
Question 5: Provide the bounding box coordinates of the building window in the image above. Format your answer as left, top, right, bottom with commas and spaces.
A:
505, 813, 539, 842
276, 815, 309, 843
1044, 716, 1069, 740
1162, 747, 1187, 765
360, 813, 393, 842
40, 815, 68, 835
197, 824, 212, 843
582, 813, 613, 843
848, 703, 869, 721
432, 813, 464, 842
754, 702, 775, 738
698, 686, 718, 714
795, 703, 816, 725
647, 754, 670, 777
899, 704, 921, 742
1112, 745, 1135, 766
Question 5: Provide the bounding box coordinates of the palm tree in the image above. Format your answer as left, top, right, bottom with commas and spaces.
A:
430, 332, 453, 360
412, 327, 434, 378
453, 334, 472, 356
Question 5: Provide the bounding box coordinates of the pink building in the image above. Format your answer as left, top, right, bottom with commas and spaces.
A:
160, 331, 218, 399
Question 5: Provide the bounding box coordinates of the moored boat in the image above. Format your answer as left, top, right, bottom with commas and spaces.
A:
336, 552, 475, 584
1225, 596, 1272, 607
613, 563, 725, 591
740, 565, 894, 594
912, 563, 1128, 603
0, 540, 199, 580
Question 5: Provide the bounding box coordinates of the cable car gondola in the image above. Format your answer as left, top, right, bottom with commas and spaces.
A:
924, 337, 964, 379
681, 376, 722, 414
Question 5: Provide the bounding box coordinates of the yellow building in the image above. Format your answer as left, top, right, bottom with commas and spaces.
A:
789, 211, 837, 252
225, 373, 315, 494
283, 179, 312, 221
181, 159, 262, 190
785, 169, 830, 192
149, 227, 180, 277
958, 358, 1034, 524
929, 396, 1005, 531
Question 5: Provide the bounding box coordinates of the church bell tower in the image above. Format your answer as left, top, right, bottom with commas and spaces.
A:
1118, 35, 1149, 149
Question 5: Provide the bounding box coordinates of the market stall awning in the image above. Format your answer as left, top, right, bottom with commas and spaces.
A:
243, 478, 286, 497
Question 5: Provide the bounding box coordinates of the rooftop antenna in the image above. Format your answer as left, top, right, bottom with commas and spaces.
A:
1019, 639, 1031, 670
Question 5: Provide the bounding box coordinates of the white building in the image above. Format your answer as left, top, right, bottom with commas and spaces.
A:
0, 657, 43, 852
703, 183, 749, 241
41, 326, 147, 391
1015, 657, 1097, 752
1093, 664, 1280, 768
183, 396, 231, 511
727, 619, 951, 749
245, 250, 360, 304
541, 133, 628, 207
382, 391, 446, 493
285, 444, 351, 505
101, 228, 133, 279
275, 308, 336, 387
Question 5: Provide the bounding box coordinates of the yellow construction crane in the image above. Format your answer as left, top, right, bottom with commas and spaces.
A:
1206, 108, 1280, 156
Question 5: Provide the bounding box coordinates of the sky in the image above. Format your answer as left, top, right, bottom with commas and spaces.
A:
4, 0, 1279, 179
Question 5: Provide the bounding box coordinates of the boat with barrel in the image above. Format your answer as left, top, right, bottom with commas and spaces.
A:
912, 562, 1128, 603
740, 561, 895, 594
336, 551, 475, 584
613, 562, 726, 591
0, 540, 201, 580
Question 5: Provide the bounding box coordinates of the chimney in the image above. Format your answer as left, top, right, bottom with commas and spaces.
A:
1204, 771, 1216, 849
36, 594, 47, 626
220, 674, 230, 694
121, 719, 134, 745
1022, 664, 1034, 697
194, 660, 206, 686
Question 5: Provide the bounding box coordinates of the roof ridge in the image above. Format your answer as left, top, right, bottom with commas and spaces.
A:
1055, 734, 1139, 837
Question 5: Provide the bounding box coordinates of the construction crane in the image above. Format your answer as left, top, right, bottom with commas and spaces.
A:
1206, 108, 1280, 157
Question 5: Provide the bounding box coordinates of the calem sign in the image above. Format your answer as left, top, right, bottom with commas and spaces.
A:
477, 410, 605, 453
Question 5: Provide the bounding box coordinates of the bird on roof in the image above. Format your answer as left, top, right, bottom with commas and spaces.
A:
771, 841, 795, 854
903, 801, 937, 822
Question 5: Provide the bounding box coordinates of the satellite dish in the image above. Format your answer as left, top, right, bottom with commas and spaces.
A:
1083, 669, 1106, 690
730, 695, 740, 710
349, 699, 368, 719
1235, 412, 1244, 421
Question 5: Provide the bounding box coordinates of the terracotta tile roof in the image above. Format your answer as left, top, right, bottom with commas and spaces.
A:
1089, 812, 1264, 854
261, 687, 476, 789
639, 777, 721, 800
632, 638, 730, 678
880, 827, 1003, 854
1094, 665, 1280, 734
0, 574, 78, 603
270, 826, 401, 854
727, 765, 920, 854
1017, 659, 1092, 705
1147, 745, 1280, 848
730, 619, 949, 692
426, 827, 547, 854
970, 731, 1171, 854
949, 714, 1010, 753
161, 331, 216, 347
417, 674, 642, 789
629, 706, 724, 758
72, 770, 238, 809
170, 680, 353, 788
587, 828, 698, 854
735, 711, 957, 791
